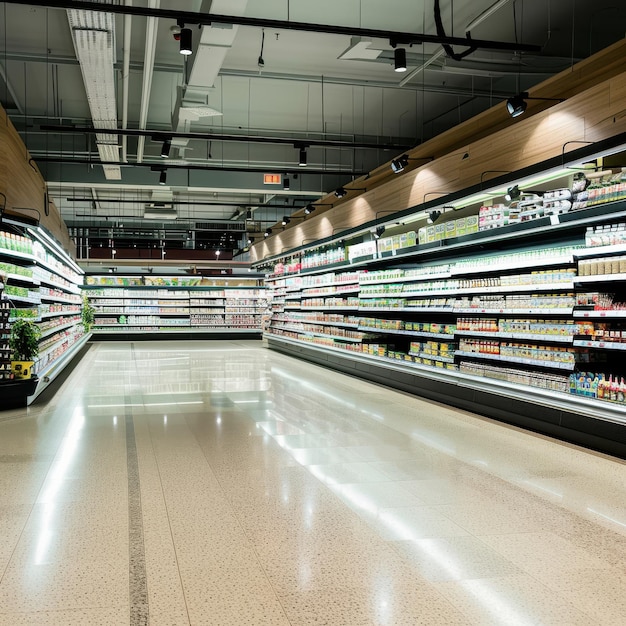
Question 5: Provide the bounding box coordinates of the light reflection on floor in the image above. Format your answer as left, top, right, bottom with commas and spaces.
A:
1, 340, 625, 625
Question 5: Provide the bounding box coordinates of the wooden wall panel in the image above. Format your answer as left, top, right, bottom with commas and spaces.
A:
0, 107, 75, 256
253, 63, 626, 263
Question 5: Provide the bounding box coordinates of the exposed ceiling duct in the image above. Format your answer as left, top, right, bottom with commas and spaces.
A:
170, 0, 248, 156
66, 1, 121, 180
144, 205, 178, 220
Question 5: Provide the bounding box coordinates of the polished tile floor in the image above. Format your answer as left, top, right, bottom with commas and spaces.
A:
1, 340, 626, 625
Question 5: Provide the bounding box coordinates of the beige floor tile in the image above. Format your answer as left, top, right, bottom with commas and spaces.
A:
277, 585, 472, 626
0, 607, 130, 625
393, 535, 525, 582
361, 504, 471, 541
1, 340, 625, 625
434, 574, 595, 625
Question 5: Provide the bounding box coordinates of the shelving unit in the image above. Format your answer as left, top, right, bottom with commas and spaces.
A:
0, 224, 89, 405
83, 276, 266, 337
263, 183, 626, 458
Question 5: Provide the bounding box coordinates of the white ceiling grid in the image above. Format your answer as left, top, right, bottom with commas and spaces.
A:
66, 1, 121, 179
0, 0, 625, 253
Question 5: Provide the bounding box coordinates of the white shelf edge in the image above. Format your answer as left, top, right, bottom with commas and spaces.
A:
456, 350, 575, 370
573, 310, 626, 319
360, 273, 451, 285
39, 319, 80, 339
455, 330, 575, 343
575, 273, 626, 283
266, 334, 626, 427
29, 332, 92, 403
575, 244, 626, 258
573, 339, 626, 350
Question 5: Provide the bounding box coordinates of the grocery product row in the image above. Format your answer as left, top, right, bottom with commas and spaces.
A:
265, 214, 626, 414
84, 280, 267, 335
0, 225, 88, 401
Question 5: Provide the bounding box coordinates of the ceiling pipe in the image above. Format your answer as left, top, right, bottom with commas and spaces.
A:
65, 197, 312, 210
136, 0, 160, 163
39, 124, 414, 151
6, 0, 541, 55
34, 155, 368, 177
121, 0, 132, 163
399, 0, 513, 87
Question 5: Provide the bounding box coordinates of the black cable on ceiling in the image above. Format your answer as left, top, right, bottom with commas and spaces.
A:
434, 0, 477, 62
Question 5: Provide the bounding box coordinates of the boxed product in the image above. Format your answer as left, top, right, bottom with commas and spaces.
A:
466, 215, 479, 234
445, 220, 457, 239
456, 217, 467, 236
435, 223, 446, 240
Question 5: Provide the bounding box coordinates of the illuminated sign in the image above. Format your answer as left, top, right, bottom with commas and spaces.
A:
263, 174, 282, 185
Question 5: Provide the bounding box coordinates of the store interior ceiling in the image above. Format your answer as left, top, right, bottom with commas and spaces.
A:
1, 0, 625, 261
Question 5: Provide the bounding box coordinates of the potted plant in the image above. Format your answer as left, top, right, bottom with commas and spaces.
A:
9, 318, 40, 380
81, 294, 95, 332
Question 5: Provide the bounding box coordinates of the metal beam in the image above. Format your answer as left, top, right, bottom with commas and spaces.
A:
39, 124, 414, 151
5, 0, 542, 54
33, 155, 368, 177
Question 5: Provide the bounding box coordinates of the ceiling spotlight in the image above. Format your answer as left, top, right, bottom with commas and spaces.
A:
160, 139, 171, 158
247, 237, 254, 245
179, 27, 193, 55
505, 185, 521, 202
298, 147, 307, 167
281, 216, 290, 225
264, 228, 272, 237
373, 225, 386, 239
391, 154, 410, 174
159, 170, 167, 185
283, 177, 290, 190
335, 187, 347, 198
506, 93, 527, 118
394, 47, 407, 73
304, 204, 315, 215
427, 210, 441, 224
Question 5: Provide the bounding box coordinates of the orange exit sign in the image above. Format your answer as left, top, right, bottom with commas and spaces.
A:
263, 174, 282, 184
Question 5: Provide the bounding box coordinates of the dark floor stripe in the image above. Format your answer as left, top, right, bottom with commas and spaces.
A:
126, 398, 149, 625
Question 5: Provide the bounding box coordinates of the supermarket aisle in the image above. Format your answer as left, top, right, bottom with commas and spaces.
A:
1, 340, 626, 625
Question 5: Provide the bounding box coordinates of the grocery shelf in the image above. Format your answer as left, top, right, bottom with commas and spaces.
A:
574, 243, 626, 258
575, 273, 626, 283
455, 350, 576, 370
409, 352, 455, 363
453, 307, 574, 315
40, 319, 80, 339
573, 339, 626, 350
455, 330, 575, 343
359, 272, 451, 285
573, 310, 626, 319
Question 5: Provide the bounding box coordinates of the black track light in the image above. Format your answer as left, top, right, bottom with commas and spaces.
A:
394, 47, 407, 73
506, 93, 528, 118
264, 228, 272, 237
179, 27, 193, 56
373, 225, 386, 239
283, 177, 290, 190
335, 187, 347, 198
281, 216, 290, 225
505, 185, 521, 202
160, 139, 171, 158
391, 154, 410, 174
298, 147, 307, 167
159, 170, 167, 185
304, 204, 315, 215
427, 210, 441, 224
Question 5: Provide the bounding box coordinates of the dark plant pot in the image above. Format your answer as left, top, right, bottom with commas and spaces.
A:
1, 377, 38, 410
